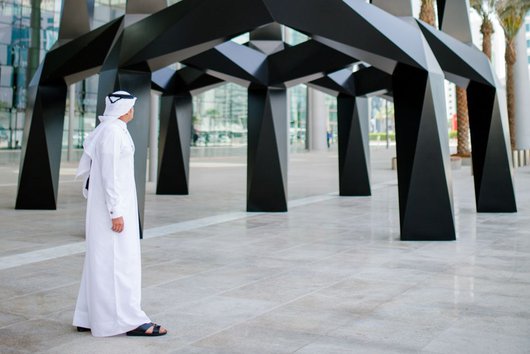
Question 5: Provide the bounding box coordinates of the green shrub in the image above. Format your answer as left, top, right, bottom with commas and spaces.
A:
369, 132, 395, 141
368, 131, 457, 141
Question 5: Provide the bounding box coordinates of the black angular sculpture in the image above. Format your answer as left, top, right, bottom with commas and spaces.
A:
415, 20, 517, 213
152, 67, 222, 195
16, 0, 517, 241
157, 94, 192, 195
393, 63, 455, 240
16, 79, 67, 209
308, 68, 373, 197
336, 94, 371, 196
247, 25, 289, 212
247, 85, 288, 211
16, 12, 123, 209
467, 80, 516, 212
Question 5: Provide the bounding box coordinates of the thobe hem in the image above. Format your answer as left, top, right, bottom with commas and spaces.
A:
73, 315, 151, 337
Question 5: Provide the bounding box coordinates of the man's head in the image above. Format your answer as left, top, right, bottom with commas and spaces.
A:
120, 107, 135, 123
103, 90, 137, 123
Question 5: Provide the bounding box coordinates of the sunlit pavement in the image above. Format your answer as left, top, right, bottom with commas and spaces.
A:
0, 145, 529, 353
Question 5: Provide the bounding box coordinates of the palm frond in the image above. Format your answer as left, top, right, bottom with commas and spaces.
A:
496, 0, 529, 40
471, 0, 497, 20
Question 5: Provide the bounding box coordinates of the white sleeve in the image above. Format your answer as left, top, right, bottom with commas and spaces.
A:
98, 128, 124, 219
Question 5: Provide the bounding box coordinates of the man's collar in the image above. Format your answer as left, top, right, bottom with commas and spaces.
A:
116, 119, 127, 129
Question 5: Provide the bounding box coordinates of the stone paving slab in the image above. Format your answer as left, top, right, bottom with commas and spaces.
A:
1, 146, 530, 353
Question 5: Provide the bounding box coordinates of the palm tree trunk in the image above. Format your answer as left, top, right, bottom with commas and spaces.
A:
420, 0, 436, 26
505, 40, 516, 150
456, 87, 471, 156
481, 18, 494, 60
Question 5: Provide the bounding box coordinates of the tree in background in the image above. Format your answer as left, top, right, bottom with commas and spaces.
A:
419, 0, 437, 26
470, 0, 497, 59
454, 82, 471, 157
420, 0, 471, 157
496, 0, 530, 150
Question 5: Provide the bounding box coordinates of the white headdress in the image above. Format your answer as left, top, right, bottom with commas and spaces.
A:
99, 90, 137, 122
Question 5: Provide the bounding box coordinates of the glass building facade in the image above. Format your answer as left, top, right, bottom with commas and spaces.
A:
0, 0, 395, 152
0, 0, 61, 149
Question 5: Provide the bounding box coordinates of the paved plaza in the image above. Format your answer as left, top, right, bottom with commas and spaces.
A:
0, 146, 529, 353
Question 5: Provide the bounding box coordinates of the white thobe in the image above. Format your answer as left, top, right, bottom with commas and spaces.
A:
73, 119, 150, 337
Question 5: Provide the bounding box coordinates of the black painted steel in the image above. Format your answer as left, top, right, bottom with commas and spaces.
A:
308, 68, 372, 197
15, 76, 67, 209
337, 94, 371, 196
157, 94, 193, 195
393, 64, 455, 241
416, 20, 517, 213
353, 66, 392, 97
57, 0, 91, 43
152, 67, 222, 195
15, 0, 517, 240
467, 80, 517, 212
16, 18, 123, 209
247, 86, 288, 212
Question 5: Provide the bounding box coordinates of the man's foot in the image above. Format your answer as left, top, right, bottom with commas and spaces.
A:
126, 322, 167, 336
77, 326, 90, 332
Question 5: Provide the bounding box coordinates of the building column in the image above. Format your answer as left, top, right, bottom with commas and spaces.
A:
67, 83, 75, 162
514, 27, 530, 151
149, 91, 159, 182
307, 87, 328, 151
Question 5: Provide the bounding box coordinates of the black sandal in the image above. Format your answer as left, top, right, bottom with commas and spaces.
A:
77, 326, 90, 332
126, 322, 167, 336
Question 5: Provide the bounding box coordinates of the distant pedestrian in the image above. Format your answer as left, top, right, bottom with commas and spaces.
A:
193, 129, 199, 146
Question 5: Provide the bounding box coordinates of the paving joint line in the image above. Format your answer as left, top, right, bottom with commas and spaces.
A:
0, 180, 395, 271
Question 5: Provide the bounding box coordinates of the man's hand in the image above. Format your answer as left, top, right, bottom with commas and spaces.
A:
112, 216, 124, 233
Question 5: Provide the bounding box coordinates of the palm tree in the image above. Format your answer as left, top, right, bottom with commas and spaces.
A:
421, 0, 471, 157
496, 0, 530, 150
420, 0, 437, 26
470, 0, 497, 60
469, 1, 497, 158
454, 86, 471, 157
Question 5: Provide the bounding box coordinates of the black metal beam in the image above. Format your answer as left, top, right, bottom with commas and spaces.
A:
337, 94, 371, 196
247, 85, 288, 212
15, 72, 67, 209
157, 94, 193, 195
393, 64, 455, 241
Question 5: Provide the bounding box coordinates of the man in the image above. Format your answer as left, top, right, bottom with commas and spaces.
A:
73, 91, 167, 337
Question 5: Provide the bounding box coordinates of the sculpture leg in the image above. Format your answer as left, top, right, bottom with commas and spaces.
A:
337, 94, 371, 196
467, 81, 517, 212
247, 86, 288, 212
157, 94, 192, 195
392, 64, 456, 241
97, 68, 151, 233
16, 66, 67, 209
